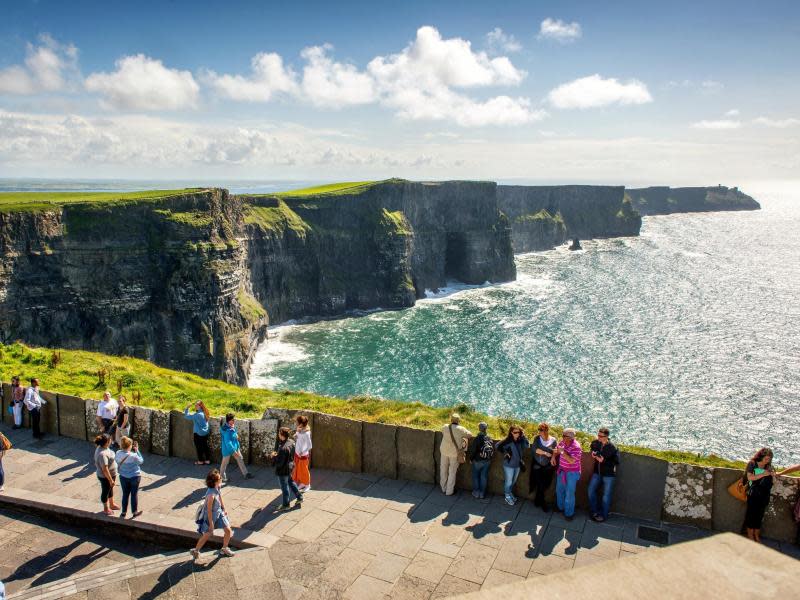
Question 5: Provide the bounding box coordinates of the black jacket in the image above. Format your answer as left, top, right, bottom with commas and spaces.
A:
274, 438, 295, 476
590, 440, 620, 477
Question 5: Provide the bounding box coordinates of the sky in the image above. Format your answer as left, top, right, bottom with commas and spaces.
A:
0, 0, 799, 186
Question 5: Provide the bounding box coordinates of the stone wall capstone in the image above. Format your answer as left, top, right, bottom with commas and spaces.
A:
662, 462, 714, 529
362, 422, 397, 479
170, 410, 197, 461
711, 467, 747, 534
396, 426, 435, 484
57, 394, 87, 440
250, 418, 278, 466
312, 413, 362, 473
150, 410, 171, 456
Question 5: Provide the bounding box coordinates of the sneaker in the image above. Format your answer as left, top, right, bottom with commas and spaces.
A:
504, 495, 515, 506
219, 547, 235, 557
190, 549, 200, 561
595, 515, 606, 523
565, 514, 574, 521
133, 511, 143, 518
245, 473, 254, 480
120, 513, 127, 519
294, 498, 303, 508
0, 486, 5, 492
276, 504, 291, 512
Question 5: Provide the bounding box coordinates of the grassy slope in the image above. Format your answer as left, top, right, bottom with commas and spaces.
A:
273, 181, 379, 197
0, 189, 202, 212
0, 342, 752, 470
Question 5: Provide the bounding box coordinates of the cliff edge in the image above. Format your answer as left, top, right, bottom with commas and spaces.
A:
627, 186, 760, 215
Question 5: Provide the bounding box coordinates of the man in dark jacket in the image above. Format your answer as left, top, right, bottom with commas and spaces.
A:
270, 427, 303, 511
587, 427, 620, 522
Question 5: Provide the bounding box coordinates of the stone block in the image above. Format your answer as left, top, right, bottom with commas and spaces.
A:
762, 475, 800, 543
38, 390, 59, 435
250, 418, 278, 466
396, 426, 435, 483
712, 467, 747, 534
662, 462, 714, 529
261, 408, 316, 431
131, 406, 153, 453
85, 399, 102, 441
434, 430, 443, 487
235, 418, 251, 464
312, 413, 362, 473
57, 394, 87, 440
170, 410, 197, 461
1, 383, 9, 426
150, 409, 171, 456
208, 416, 223, 463
612, 451, 668, 522
363, 422, 398, 479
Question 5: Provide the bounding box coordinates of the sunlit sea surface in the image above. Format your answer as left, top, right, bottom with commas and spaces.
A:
251, 186, 800, 464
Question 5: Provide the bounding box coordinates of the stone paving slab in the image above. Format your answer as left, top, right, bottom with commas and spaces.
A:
0, 422, 797, 599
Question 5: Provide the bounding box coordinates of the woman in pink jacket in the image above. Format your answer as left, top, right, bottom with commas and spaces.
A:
552, 428, 582, 520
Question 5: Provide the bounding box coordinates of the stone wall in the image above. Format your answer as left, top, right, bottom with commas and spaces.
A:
2, 386, 798, 543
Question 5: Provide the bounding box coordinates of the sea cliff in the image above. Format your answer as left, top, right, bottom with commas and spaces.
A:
627, 185, 760, 215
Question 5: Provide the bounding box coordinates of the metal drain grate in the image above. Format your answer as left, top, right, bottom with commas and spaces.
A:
637, 525, 670, 545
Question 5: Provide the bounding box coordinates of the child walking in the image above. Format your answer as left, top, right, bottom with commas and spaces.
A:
292, 414, 312, 492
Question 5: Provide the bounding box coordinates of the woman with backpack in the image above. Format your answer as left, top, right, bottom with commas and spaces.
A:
496, 425, 530, 506
529, 422, 557, 511
191, 469, 234, 560
470, 422, 493, 499
743, 448, 800, 543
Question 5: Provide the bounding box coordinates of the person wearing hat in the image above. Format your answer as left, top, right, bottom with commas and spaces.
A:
470, 422, 494, 499
552, 427, 582, 520
439, 413, 472, 496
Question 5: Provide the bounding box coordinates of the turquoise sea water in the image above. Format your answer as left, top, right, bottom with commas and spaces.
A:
251, 187, 800, 464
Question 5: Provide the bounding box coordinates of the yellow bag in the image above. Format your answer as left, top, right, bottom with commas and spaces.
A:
728, 478, 747, 502
0, 431, 12, 451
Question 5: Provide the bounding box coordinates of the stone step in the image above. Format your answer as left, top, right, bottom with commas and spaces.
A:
0, 486, 279, 551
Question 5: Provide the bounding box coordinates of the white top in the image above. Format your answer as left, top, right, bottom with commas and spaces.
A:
97, 398, 119, 420
440, 424, 472, 458
23, 386, 45, 411
295, 429, 312, 457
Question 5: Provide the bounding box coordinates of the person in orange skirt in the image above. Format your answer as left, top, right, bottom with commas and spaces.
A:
292, 415, 312, 492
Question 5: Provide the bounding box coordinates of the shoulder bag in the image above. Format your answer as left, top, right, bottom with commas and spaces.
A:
727, 477, 748, 503
449, 425, 467, 464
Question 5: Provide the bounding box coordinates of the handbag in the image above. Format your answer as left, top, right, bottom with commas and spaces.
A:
727, 477, 747, 503
0, 432, 12, 451
449, 425, 467, 464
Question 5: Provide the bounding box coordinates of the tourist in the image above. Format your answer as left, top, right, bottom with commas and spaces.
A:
191, 469, 234, 559
270, 426, 303, 510
95, 391, 119, 436
439, 413, 473, 496
587, 427, 620, 522
0, 433, 7, 492
529, 422, 557, 511
553, 428, 582, 520
496, 424, 530, 505
184, 401, 212, 465
219, 413, 253, 483
743, 449, 800, 542
94, 434, 119, 515
23, 378, 46, 439
115, 436, 144, 519
292, 414, 312, 492
111, 395, 130, 451
10, 376, 24, 429
470, 422, 493, 499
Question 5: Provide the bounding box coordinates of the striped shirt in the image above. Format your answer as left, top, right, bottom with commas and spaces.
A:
557, 439, 583, 473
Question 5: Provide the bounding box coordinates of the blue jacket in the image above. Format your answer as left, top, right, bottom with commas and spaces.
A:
184, 408, 210, 436
220, 423, 240, 457
115, 450, 144, 478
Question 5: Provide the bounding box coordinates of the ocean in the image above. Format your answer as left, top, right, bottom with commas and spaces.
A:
250, 184, 800, 464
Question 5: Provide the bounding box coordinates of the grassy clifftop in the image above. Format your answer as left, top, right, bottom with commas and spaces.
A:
0, 342, 751, 469
0, 189, 204, 213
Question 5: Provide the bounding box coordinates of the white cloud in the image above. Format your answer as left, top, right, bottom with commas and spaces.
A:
700, 80, 724, 93
0, 34, 79, 95
753, 116, 800, 128
724, 109, 740, 117
300, 45, 377, 107
486, 28, 522, 53
85, 54, 199, 110
538, 18, 582, 43
547, 74, 653, 109
691, 119, 741, 130
203, 53, 297, 102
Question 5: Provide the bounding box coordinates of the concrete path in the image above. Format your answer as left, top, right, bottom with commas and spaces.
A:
1, 424, 797, 599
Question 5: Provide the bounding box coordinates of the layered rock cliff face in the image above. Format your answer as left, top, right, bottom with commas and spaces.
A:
627, 186, 760, 215
0, 190, 266, 384
497, 185, 642, 253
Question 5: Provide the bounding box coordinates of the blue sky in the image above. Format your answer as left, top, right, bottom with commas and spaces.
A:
1, 0, 798, 184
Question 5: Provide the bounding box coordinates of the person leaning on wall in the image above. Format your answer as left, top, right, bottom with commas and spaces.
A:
23, 378, 46, 439
439, 413, 472, 496
742, 448, 800, 543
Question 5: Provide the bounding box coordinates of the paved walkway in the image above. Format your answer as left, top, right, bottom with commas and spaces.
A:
1, 424, 797, 599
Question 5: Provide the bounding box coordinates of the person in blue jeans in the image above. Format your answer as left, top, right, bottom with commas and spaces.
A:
270, 427, 303, 511
553, 428, 582, 520
115, 436, 144, 519
587, 427, 620, 522
496, 425, 530, 506
470, 422, 494, 499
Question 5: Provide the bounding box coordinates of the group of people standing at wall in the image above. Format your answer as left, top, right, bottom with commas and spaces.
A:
441, 414, 618, 522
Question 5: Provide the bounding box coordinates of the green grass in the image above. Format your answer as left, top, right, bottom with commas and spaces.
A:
274, 181, 378, 197
237, 290, 267, 323
0, 342, 769, 471
514, 209, 565, 226
0, 189, 202, 213
380, 209, 412, 235
243, 200, 311, 236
